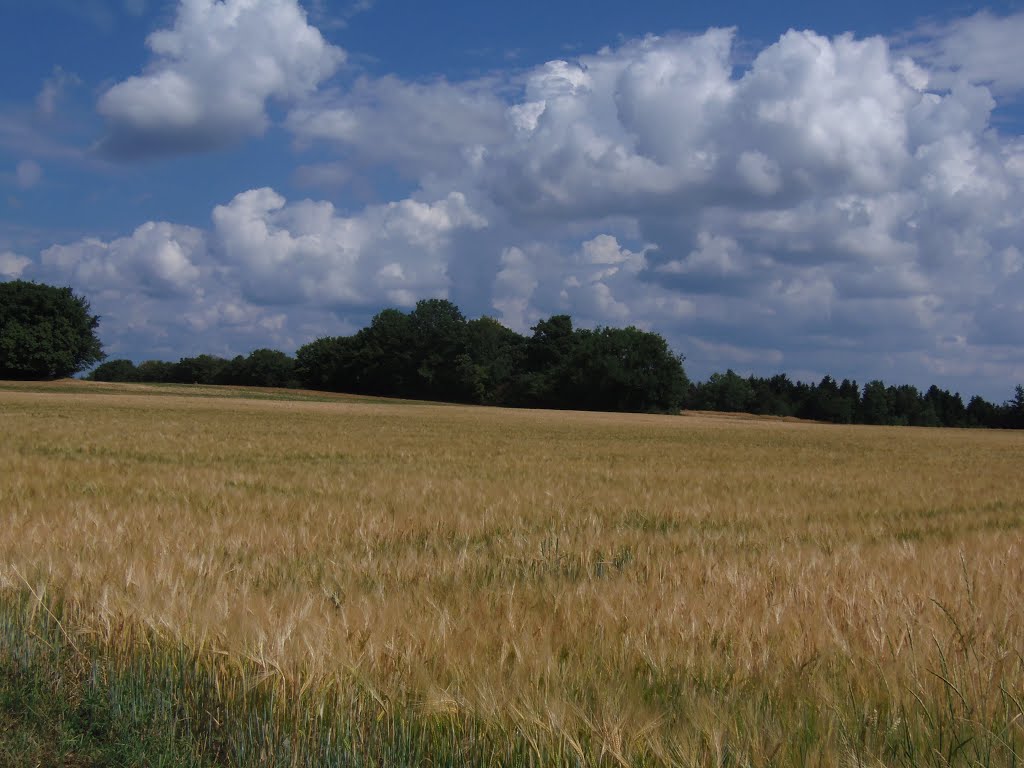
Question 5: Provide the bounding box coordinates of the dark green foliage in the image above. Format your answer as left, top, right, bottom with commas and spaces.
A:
291, 304, 688, 413
683, 371, 1021, 429
0, 280, 105, 379
924, 385, 967, 428
408, 299, 482, 402
219, 349, 297, 388
171, 354, 229, 385
294, 335, 361, 392
861, 380, 891, 425
95, 351, 301, 390
465, 316, 526, 404
563, 326, 689, 413
500, 323, 687, 412
966, 395, 999, 428
135, 359, 177, 382
1009, 385, 1024, 429
358, 307, 418, 397
690, 370, 754, 413
88, 358, 139, 382
796, 376, 858, 424
885, 384, 924, 426
99, 350, 298, 388
747, 374, 797, 417
62, 289, 1024, 426
511, 315, 578, 409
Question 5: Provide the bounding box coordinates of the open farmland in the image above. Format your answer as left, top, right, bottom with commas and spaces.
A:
1, 381, 1022, 766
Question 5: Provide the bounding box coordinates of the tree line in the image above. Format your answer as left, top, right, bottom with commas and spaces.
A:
86, 297, 1024, 427
690, 370, 1024, 429
89, 299, 690, 413
4, 279, 1021, 426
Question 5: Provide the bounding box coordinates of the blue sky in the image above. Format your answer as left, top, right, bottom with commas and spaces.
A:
2, 0, 1024, 399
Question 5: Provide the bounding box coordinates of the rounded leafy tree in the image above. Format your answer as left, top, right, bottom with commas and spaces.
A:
0, 280, 105, 380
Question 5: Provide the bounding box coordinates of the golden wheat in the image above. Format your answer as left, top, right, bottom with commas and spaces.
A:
1, 380, 1022, 764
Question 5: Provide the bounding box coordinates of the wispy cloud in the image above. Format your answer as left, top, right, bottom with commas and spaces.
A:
15, 160, 42, 189
900, 10, 1024, 97
36, 66, 82, 118
307, 0, 378, 29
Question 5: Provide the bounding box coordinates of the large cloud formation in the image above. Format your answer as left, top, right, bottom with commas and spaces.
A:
97, 0, 344, 159
28, 7, 1024, 396
33, 187, 488, 360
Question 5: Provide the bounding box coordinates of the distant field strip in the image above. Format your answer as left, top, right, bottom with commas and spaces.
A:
1, 384, 1022, 766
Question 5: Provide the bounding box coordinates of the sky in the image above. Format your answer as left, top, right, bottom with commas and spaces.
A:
2, 0, 1024, 400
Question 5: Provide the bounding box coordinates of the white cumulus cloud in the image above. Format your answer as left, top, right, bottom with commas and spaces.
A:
0, 252, 31, 279
41, 221, 206, 297
26, 17, 1024, 396
491, 235, 693, 333
97, 0, 345, 159
212, 187, 486, 307
287, 75, 507, 178
28, 186, 488, 360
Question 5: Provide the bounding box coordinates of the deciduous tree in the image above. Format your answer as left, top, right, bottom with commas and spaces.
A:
0, 280, 104, 380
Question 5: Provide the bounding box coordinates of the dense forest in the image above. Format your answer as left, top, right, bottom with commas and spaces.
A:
87, 298, 1024, 427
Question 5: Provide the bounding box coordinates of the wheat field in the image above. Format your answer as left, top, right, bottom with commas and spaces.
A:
1, 381, 1022, 766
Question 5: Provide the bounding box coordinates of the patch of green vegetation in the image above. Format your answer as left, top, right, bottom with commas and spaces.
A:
0, 597, 214, 768
0, 590, 619, 767
2, 580, 1023, 767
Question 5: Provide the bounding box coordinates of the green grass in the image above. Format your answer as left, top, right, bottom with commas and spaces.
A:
0, 592, 214, 767
0, 590, 632, 767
